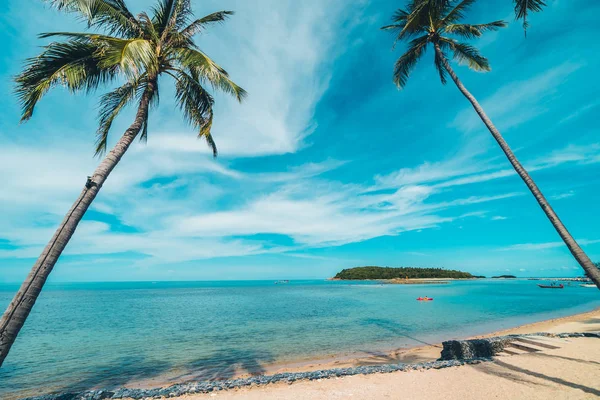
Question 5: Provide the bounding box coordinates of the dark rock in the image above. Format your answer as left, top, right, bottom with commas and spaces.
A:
440, 337, 511, 360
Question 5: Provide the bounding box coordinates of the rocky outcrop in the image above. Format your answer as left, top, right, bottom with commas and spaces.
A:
440, 337, 511, 360
439, 331, 600, 360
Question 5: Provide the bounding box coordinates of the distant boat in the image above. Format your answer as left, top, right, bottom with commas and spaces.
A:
274, 280, 289, 284
538, 283, 564, 289
580, 284, 596, 288
417, 297, 434, 301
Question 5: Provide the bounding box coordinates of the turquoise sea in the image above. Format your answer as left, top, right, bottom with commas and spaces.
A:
1, 279, 599, 399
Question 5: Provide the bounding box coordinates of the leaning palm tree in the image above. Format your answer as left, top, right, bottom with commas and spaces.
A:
381, 0, 600, 290
0, 0, 246, 367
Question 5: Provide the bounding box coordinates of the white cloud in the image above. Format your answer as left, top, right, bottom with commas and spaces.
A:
498, 239, 600, 252
559, 100, 600, 124
550, 191, 575, 200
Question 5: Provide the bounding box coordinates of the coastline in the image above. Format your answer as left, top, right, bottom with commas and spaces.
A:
114, 307, 600, 393
228, 307, 600, 378
24, 307, 599, 400
172, 307, 600, 400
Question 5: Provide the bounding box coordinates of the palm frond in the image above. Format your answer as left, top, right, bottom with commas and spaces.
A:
157, 0, 192, 43
174, 48, 246, 101
434, 46, 448, 84
381, 7, 428, 44
201, 112, 217, 158
15, 39, 116, 121
138, 12, 160, 42
441, 38, 490, 71
393, 35, 429, 88
393, 0, 449, 38
97, 38, 158, 78
172, 70, 214, 127
439, 0, 478, 26
38, 31, 116, 41
45, 0, 141, 38
152, 0, 176, 36
179, 11, 234, 39
95, 76, 146, 155
514, 0, 546, 34
171, 70, 218, 157
444, 21, 506, 38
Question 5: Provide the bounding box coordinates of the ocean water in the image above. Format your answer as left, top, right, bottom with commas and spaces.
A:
0, 279, 599, 399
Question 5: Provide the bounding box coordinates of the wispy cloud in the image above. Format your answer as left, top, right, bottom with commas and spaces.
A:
498, 239, 600, 251
550, 191, 575, 200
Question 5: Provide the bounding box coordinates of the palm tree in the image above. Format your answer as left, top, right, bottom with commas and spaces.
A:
381, 0, 600, 290
0, 0, 246, 367
403, 0, 546, 35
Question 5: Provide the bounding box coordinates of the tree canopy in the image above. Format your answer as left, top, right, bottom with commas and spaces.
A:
334, 266, 475, 280
15, 0, 246, 156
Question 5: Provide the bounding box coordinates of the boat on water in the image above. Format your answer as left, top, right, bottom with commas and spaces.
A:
580, 284, 596, 288
417, 297, 434, 301
538, 283, 564, 289
274, 280, 290, 284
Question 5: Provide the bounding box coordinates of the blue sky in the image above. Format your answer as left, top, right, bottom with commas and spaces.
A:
1, 0, 599, 282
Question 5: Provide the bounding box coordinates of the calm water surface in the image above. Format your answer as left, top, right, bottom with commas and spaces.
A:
1, 279, 599, 399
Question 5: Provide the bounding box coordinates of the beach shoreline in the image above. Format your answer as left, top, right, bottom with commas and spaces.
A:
225, 306, 600, 377
171, 307, 600, 400
127, 306, 600, 391
13, 306, 600, 400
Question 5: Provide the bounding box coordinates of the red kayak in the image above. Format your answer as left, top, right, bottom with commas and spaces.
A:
417, 297, 434, 301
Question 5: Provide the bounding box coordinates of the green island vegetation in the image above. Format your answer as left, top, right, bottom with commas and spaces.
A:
334, 266, 476, 280
492, 275, 517, 279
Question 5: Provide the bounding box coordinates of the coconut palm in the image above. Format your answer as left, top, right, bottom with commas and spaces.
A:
402, 0, 545, 35
381, 0, 600, 290
0, 0, 246, 367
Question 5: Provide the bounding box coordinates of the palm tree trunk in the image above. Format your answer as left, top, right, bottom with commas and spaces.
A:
433, 43, 600, 290
0, 80, 158, 367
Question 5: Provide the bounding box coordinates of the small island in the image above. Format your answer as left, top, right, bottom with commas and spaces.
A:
492, 275, 517, 279
333, 266, 476, 282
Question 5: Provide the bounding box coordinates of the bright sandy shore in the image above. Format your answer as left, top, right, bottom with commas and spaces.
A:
168, 308, 600, 400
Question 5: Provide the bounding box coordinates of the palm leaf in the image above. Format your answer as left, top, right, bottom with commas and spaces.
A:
97, 38, 158, 78
179, 11, 234, 39
434, 47, 448, 84
15, 39, 116, 121
514, 0, 546, 34
440, 37, 490, 71
439, 0, 478, 26
174, 48, 246, 101
95, 76, 146, 155
444, 21, 507, 38
393, 35, 429, 88
171, 70, 218, 157
45, 0, 141, 38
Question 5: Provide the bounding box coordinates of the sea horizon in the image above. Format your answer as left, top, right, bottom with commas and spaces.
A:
0, 274, 590, 286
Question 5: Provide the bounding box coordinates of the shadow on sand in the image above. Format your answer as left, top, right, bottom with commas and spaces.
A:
478, 359, 600, 396
48, 348, 274, 396
360, 317, 441, 348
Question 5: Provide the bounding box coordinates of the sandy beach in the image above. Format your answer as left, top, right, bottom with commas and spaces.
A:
168, 308, 600, 400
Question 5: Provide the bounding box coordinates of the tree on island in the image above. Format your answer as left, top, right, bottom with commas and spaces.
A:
0, 0, 246, 367
381, 0, 600, 290
335, 267, 475, 280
